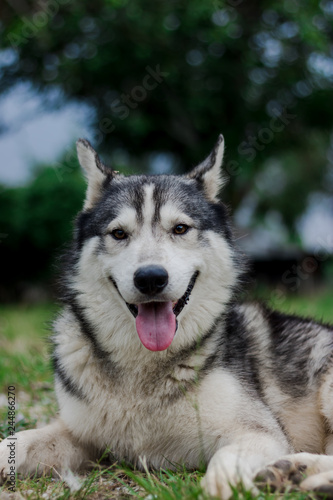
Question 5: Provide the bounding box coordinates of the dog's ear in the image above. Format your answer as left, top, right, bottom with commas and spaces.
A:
76, 139, 115, 209
187, 134, 225, 201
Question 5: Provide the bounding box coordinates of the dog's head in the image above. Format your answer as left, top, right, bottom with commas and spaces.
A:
71, 135, 241, 352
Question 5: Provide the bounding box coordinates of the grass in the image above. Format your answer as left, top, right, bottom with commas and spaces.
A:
0, 289, 332, 499
252, 286, 333, 323
0, 303, 58, 433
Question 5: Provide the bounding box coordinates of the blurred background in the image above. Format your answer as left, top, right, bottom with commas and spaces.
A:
0, 0, 332, 317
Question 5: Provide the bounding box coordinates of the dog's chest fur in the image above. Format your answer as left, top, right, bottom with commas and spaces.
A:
54, 312, 225, 467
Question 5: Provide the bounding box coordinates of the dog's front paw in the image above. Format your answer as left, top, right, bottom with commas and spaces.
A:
254, 459, 305, 492
202, 451, 258, 499
0, 436, 22, 485
0, 439, 10, 484
255, 453, 333, 494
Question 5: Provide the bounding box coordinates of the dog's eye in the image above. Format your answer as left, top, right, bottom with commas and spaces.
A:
173, 224, 189, 235
111, 229, 127, 240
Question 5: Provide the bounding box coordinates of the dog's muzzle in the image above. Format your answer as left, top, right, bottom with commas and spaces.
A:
110, 271, 199, 319
109, 271, 199, 351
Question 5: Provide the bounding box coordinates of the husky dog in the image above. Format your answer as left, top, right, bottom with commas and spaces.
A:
0, 135, 333, 499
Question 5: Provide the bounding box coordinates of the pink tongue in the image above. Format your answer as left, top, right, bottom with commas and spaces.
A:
135, 301, 176, 351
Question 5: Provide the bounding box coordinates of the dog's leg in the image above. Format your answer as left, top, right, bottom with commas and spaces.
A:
0, 418, 94, 483
202, 432, 288, 499
256, 369, 333, 496
296, 368, 333, 496
321, 366, 333, 455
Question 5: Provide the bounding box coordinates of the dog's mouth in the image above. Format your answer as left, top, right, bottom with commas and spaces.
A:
111, 271, 199, 352
127, 271, 199, 319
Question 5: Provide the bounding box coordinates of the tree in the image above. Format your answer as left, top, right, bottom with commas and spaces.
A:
0, 160, 85, 290
0, 0, 333, 234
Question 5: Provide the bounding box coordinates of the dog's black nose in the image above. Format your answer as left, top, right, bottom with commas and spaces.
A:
134, 265, 168, 295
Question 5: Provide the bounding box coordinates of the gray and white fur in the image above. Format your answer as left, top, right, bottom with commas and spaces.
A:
0, 135, 333, 499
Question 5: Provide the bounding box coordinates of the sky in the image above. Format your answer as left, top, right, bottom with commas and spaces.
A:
0, 82, 92, 185
0, 81, 332, 254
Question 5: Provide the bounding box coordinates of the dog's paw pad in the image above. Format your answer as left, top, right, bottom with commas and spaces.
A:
254, 467, 283, 491
289, 471, 304, 485
272, 459, 294, 474
255, 460, 309, 493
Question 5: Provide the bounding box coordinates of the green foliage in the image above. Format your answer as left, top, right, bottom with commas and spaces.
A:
0, 157, 85, 286
1, 0, 333, 238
